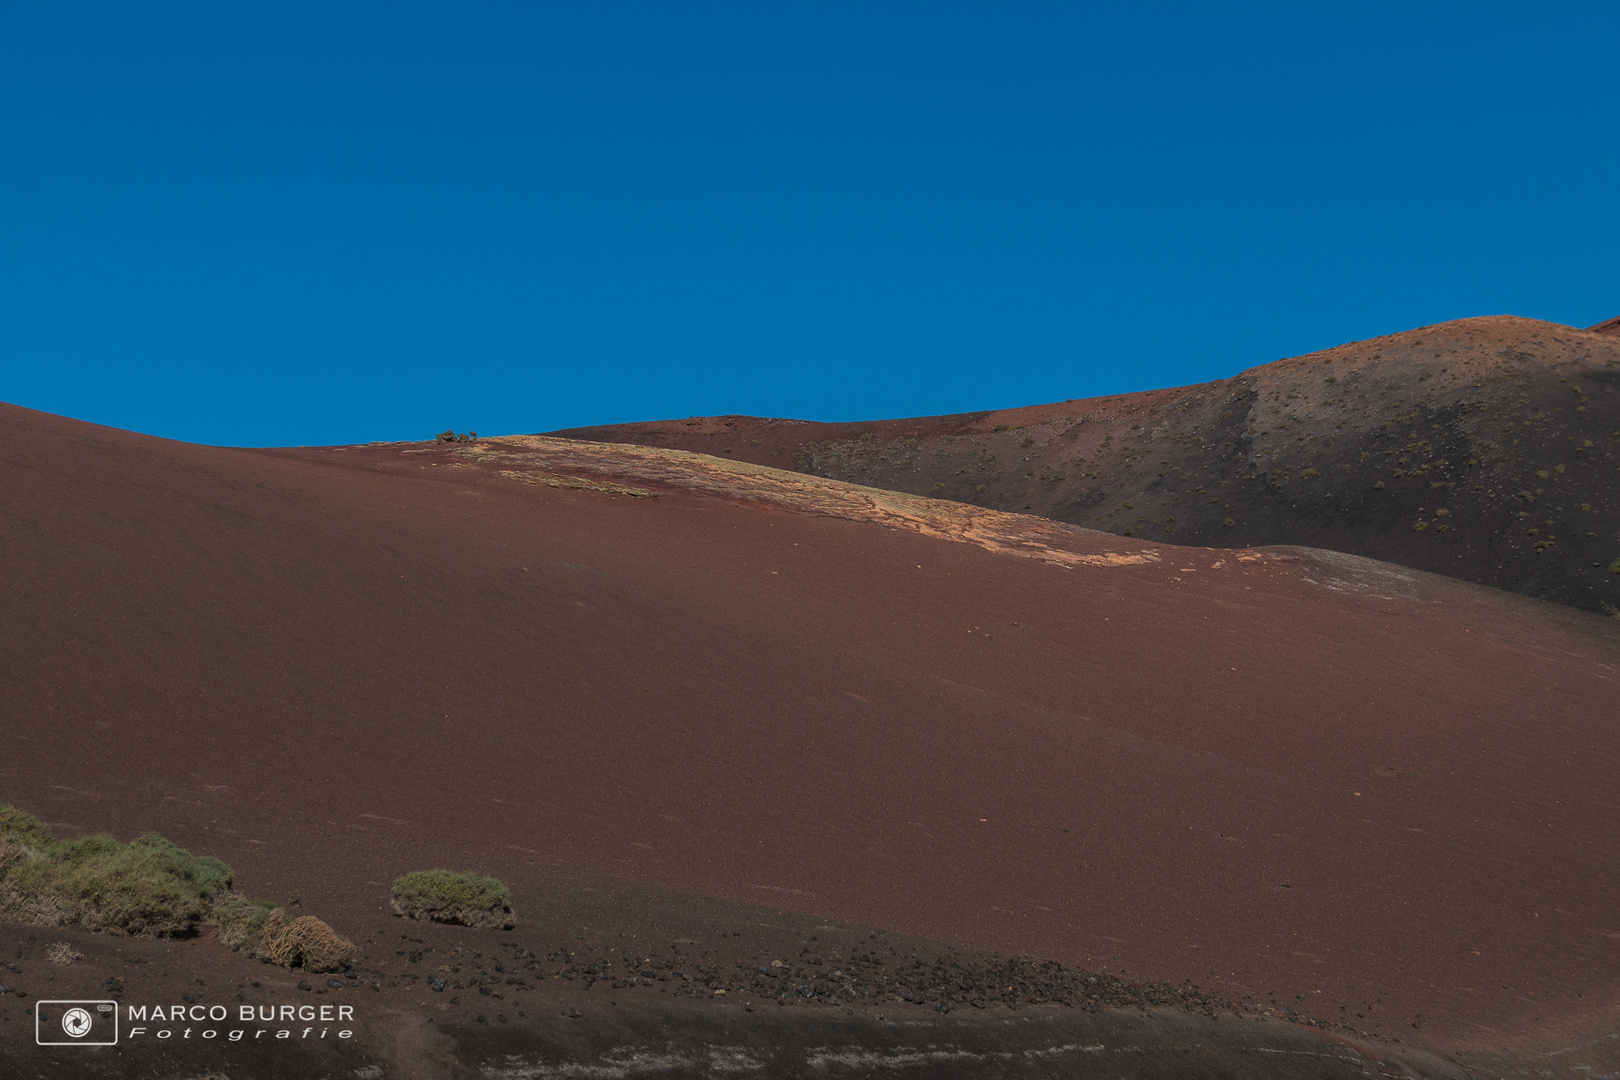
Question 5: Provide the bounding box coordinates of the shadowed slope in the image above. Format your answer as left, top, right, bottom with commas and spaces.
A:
555, 315, 1620, 614
2, 401, 1619, 1073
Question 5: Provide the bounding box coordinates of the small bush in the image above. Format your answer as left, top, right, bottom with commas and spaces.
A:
391, 870, 515, 929
1608, 556, 1620, 575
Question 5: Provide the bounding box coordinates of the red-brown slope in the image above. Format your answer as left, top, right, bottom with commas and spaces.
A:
2, 402, 1619, 1066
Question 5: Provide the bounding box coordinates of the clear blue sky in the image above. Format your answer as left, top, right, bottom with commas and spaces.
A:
3, 2, 1617, 447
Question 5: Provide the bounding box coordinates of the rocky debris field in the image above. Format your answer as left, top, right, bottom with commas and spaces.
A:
384, 936, 1246, 1021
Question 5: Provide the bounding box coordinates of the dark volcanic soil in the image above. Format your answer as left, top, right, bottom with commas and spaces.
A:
2, 401, 1619, 1077
554, 315, 1620, 615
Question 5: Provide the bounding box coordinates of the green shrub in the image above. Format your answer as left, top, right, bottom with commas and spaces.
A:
391, 870, 515, 929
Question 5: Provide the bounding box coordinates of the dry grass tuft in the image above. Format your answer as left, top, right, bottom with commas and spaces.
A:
46, 942, 84, 965
261, 914, 356, 974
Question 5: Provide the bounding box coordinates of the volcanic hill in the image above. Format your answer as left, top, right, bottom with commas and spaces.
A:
554, 315, 1620, 615
2, 401, 1619, 1078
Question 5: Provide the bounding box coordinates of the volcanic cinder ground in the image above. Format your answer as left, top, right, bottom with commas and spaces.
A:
1, 366, 1618, 1077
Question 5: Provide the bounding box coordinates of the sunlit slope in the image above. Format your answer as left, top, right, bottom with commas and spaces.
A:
555, 316, 1620, 613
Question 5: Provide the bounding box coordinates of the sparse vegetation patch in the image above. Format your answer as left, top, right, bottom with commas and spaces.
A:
0, 803, 353, 972
0, 806, 231, 938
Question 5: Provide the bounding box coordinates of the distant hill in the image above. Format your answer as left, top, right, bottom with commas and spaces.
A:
553, 315, 1620, 614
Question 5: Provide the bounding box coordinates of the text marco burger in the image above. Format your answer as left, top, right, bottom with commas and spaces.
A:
124, 1003, 355, 1040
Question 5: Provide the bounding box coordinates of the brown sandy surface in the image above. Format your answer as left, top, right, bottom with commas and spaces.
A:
554, 315, 1620, 615
2, 402, 1619, 1076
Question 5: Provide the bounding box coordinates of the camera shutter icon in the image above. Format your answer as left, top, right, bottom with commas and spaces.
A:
62, 1008, 93, 1038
